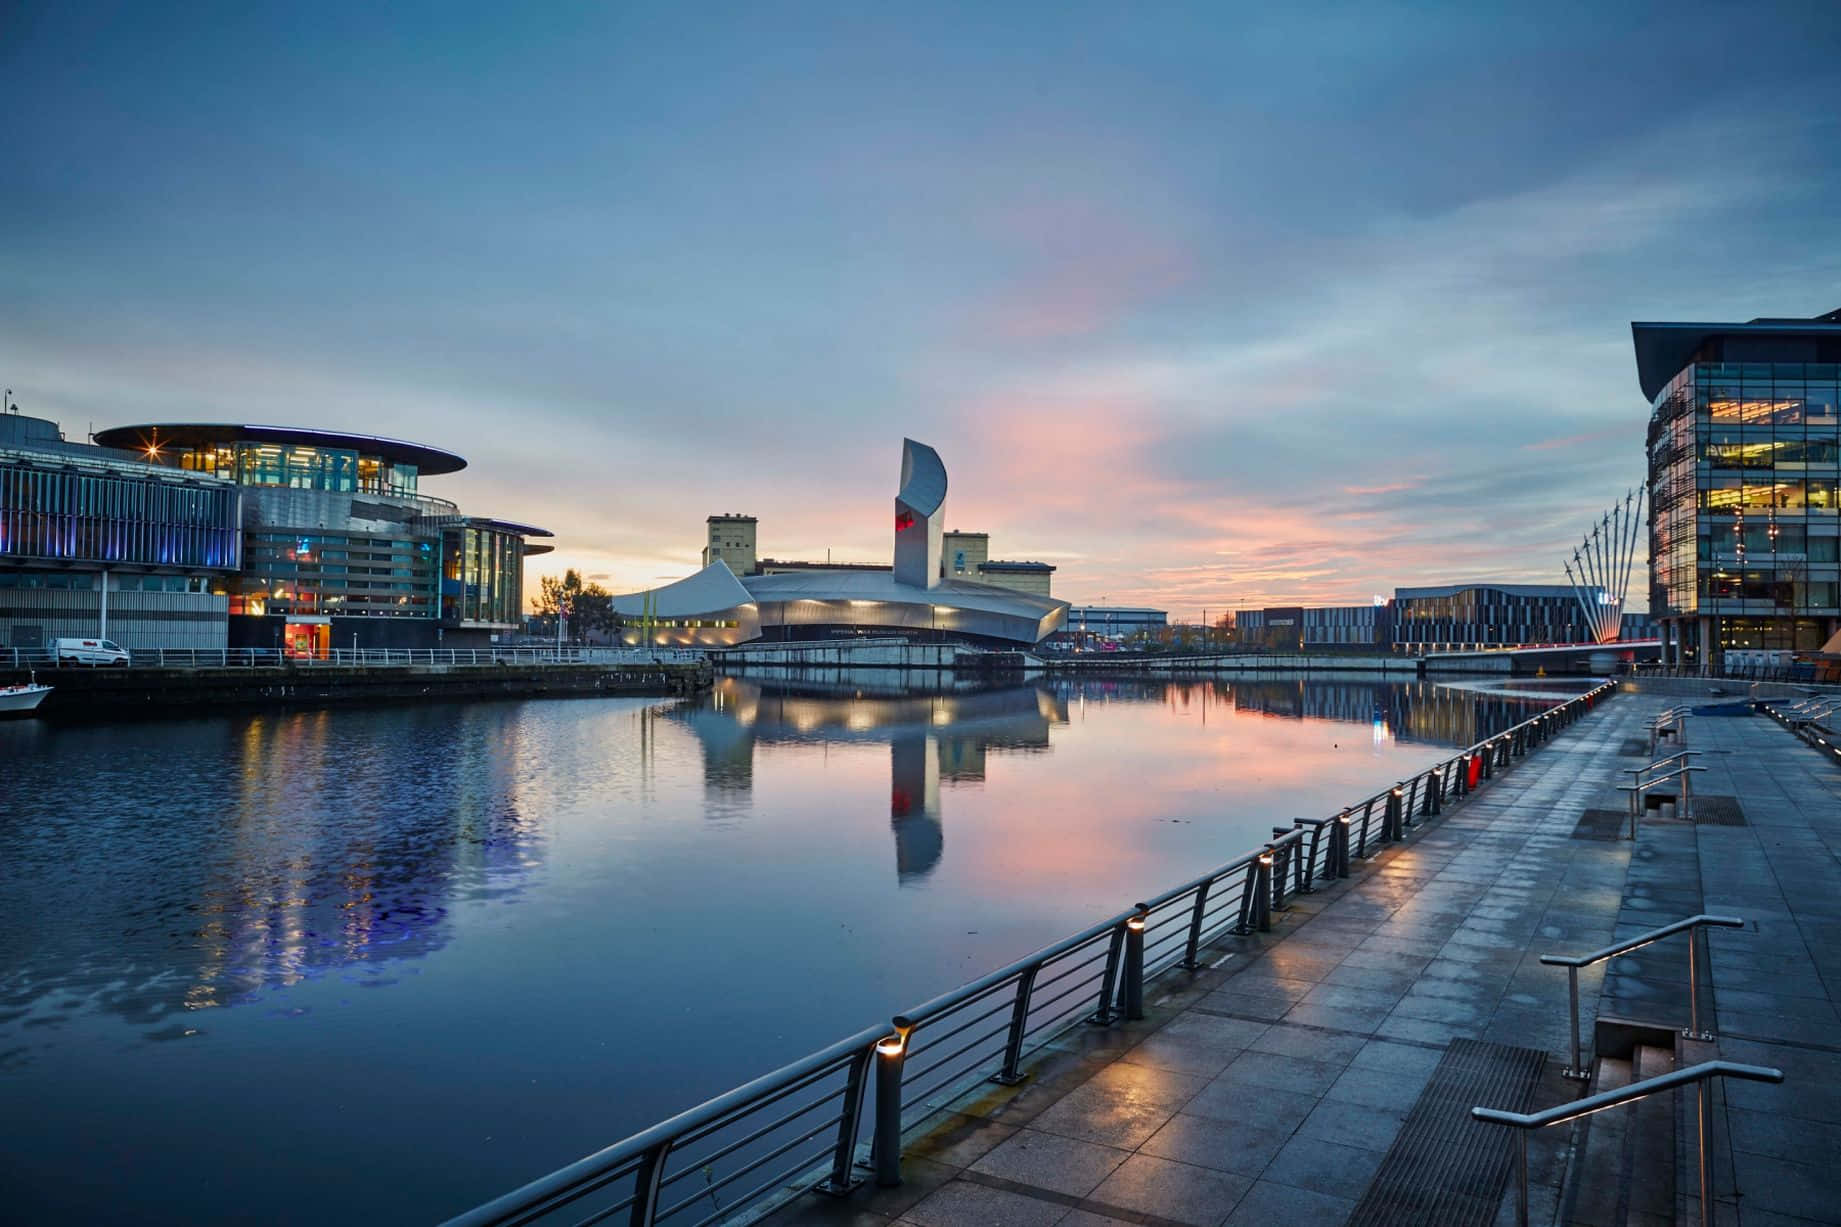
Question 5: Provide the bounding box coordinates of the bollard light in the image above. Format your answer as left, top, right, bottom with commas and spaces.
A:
873, 1032, 907, 1187
1258, 853, 1273, 866
1126, 913, 1146, 932
876, 1034, 905, 1057
1123, 908, 1147, 1019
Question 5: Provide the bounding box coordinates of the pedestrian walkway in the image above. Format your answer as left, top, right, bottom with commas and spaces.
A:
771, 690, 1841, 1226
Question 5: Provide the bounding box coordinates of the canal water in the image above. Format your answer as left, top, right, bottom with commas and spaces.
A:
0, 675, 1575, 1222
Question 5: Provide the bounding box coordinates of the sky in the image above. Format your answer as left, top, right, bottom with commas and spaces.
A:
4, 2, 1840, 618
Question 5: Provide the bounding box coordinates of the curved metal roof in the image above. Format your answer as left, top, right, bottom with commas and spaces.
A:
93, 423, 467, 475
610, 560, 755, 617
897, 438, 947, 514
464, 516, 553, 538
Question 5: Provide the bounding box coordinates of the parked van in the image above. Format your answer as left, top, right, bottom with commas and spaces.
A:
52, 638, 131, 666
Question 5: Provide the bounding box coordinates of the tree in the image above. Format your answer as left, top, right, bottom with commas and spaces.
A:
534, 569, 616, 643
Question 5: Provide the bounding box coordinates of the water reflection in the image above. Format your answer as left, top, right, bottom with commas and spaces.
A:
0, 702, 544, 1053
669, 677, 1066, 881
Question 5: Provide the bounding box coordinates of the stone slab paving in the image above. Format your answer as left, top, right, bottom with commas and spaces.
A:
770, 691, 1841, 1227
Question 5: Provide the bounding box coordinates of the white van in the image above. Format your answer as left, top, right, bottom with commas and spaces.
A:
53, 637, 131, 667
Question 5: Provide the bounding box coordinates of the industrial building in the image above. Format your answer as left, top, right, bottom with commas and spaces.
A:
614, 440, 1067, 647
1637, 307, 1841, 667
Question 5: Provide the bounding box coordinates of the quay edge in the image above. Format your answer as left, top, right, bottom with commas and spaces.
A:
0, 660, 713, 720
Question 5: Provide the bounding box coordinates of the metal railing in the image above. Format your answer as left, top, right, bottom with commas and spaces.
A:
1472, 1060, 1784, 1227
1615, 757, 1707, 830
444, 680, 1618, 1227
1647, 705, 1689, 754
1541, 914, 1746, 1080
2, 646, 707, 670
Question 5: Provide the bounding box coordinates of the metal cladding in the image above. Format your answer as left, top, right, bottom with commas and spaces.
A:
893, 438, 947, 590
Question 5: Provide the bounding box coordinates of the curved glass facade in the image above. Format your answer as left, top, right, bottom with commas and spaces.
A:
1649, 360, 1841, 652
166, 441, 420, 496
441, 525, 524, 627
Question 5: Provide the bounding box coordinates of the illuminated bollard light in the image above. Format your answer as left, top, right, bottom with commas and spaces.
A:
874, 1032, 906, 1187
1254, 853, 1274, 931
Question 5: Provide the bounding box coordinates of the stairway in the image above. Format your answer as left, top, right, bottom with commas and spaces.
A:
1559, 1035, 1679, 1226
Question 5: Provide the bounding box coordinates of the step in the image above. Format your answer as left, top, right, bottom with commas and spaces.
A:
1625, 1045, 1677, 1223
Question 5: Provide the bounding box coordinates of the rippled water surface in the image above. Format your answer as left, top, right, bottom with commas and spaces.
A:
0, 675, 1574, 1222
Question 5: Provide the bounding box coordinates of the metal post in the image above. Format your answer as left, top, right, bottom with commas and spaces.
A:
1182, 879, 1213, 969
820, 1043, 874, 1194
1089, 925, 1126, 1023
1254, 854, 1273, 931
1563, 967, 1587, 1080
1686, 926, 1710, 1040
629, 1140, 669, 1227
1516, 1131, 1529, 1227
1693, 1068, 1708, 1223
99, 567, 109, 640
1123, 909, 1146, 1020
1682, 767, 1694, 824
992, 966, 1038, 1085
874, 1034, 906, 1187
1385, 787, 1403, 841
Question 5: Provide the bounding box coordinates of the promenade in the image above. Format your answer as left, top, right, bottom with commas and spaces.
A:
774, 689, 1841, 1226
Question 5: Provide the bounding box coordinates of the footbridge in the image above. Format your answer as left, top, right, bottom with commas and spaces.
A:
1425, 639, 1662, 675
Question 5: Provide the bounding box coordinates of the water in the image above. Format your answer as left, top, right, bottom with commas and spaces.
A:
0, 674, 1575, 1222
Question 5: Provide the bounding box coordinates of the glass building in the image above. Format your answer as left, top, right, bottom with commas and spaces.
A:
1636, 309, 1841, 667
93, 423, 552, 655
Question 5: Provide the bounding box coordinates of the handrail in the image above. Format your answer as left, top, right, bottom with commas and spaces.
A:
1614, 762, 1707, 829
444, 1023, 892, 1227
444, 680, 1618, 1227
1539, 914, 1744, 970
1541, 915, 1744, 1079
1472, 1061, 1784, 1227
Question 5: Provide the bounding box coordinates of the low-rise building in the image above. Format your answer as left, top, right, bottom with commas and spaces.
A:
703, 514, 758, 574
976, 559, 1054, 597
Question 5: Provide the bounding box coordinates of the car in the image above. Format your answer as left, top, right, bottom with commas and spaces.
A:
52, 637, 131, 666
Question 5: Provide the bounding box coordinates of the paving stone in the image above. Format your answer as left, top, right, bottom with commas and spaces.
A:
1139, 1112, 1296, 1177
969, 1129, 1131, 1198
902, 1180, 1069, 1227
1219, 1178, 1356, 1227
1087, 1152, 1252, 1226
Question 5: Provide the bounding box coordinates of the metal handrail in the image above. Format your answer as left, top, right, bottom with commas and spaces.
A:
445, 680, 1618, 1227
1472, 1060, 1784, 1227
1541, 915, 1745, 1079
1615, 762, 1708, 830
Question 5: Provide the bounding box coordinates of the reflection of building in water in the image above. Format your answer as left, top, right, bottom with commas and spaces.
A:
667, 678, 1065, 882
1228, 680, 1557, 746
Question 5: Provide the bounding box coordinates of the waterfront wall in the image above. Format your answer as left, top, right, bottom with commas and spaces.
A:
6, 661, 711, 718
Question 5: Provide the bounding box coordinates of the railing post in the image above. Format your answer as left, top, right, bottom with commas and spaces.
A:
1122, 908, 1146, 1021
1515, 1131, 1529, 1227
1235, 859, 1261, 933
1682, 767, 1695, 823
1296, 820, 1319, 891
819, 1042, 874, 1195
1686, 925, 1710, 1040
628, 1139, 670, 1227
873, 1033, 906, 1188
1696, 1077, 1713, 1227
1562, 966, 1587, 1080
1254, 852, 1273, 931
1181, 878, 1213, 969
1088, 924, 1127, 1023
992, 966, 1039, 1085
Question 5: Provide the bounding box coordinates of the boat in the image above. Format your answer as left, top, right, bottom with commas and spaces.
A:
0, 682, 53, 716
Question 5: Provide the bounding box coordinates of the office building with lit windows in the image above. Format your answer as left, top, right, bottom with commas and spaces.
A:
93, 423, 552, 655
1637, 308, 1841, 667
1, 411, 243, 651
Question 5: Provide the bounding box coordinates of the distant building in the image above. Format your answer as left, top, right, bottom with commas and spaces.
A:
1636, 307, 1841, 666
976, 559, 1054, 597
1391, 584, 1597, 651
1, 411, 241, 651
703, 514, 758, 574
93, 422, 550, 655
1061, 606, 1168, 639
942, 530, 989, 579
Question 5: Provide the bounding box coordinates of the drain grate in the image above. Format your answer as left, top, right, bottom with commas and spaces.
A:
1691, 795, 1747, 826
1571, 809, 1628, 841
1618, 738, 1650, 757
1347, 1037, 1546, 1227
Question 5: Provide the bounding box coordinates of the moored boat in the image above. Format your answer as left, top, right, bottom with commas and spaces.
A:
0, 682, 53, 716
